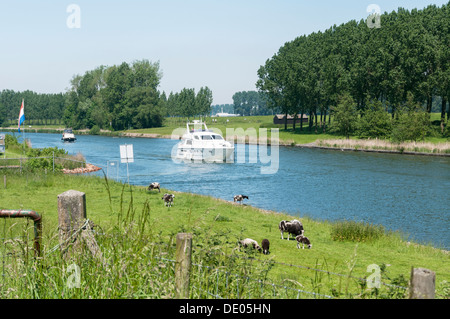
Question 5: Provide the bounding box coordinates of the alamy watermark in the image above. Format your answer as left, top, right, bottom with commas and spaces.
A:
170, 127, 280, 175
66, 263, 81, 288
66, 4, 81, 29
366, 264, 381, 288
366, 4, 381, 29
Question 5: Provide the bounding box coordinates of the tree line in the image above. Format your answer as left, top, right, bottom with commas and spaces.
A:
211, 104, 234, 115
232, 91, 273, 116
256, 3, 449, 138
64, 60, 165, 131
0, 60, 216, 131
210, 91, 274, 117
0, 90, 65, 127
165, 87, 213, 119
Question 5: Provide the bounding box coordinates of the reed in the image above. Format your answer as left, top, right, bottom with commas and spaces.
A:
317, 139, 450, 154
331, 221, 387, 242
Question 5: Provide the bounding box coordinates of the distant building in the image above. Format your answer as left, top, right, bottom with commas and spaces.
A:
214, 112, 240, 117
273, 114, 308, 125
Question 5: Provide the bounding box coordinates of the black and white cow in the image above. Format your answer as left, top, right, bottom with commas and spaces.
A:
278, 219, 304, 240
148, 182, 161, 192
261, 239, 270, 255
162, 193, 175, 207
234, 195, 249, 204
296, 235, 312, 249
239, 238, 262, 252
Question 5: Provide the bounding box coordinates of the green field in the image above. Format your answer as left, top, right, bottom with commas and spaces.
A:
0, 171, 448, 299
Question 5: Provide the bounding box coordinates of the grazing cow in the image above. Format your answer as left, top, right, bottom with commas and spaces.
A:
279, 219, 304, 240
148, 182, 161, 192
239, 238, 262, 252
162, 193, 175, 207
234, 195, 249, 204
296, 235, 312, 249
261, 239, 270, 255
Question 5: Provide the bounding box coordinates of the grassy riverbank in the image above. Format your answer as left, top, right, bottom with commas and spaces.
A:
128, 115, 450, 154
316, 139, 450, 155
0, 171, 448, 299
3, 114, 449, 154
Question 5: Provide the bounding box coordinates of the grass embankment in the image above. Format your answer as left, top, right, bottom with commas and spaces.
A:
0, 172, 448, 299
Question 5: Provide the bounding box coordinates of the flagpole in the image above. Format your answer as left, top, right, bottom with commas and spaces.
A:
18, 99, 25, 153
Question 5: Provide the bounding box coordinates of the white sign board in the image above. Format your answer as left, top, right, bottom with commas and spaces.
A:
120, 144, 134, 163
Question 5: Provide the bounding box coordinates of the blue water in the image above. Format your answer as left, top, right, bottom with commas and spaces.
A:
9, 132, 450, 249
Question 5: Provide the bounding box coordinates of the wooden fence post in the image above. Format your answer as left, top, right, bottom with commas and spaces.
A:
58, 190, 87, 258
57, 190, 103, 261
409, 267, 435, 299
175, 233, 193, 299
58, 189, 89, 260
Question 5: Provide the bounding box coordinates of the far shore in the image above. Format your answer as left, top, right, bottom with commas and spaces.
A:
1, 126, 449, 157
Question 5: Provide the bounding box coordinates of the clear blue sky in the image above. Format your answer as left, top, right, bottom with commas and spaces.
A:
0, 0, 447, 105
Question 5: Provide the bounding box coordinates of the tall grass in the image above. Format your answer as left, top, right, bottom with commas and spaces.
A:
331, 221, 387, 242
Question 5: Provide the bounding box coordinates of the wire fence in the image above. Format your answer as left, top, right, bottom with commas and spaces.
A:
0, 156, 85, 172
148, 249, 410, 299
0, 216, 414, 300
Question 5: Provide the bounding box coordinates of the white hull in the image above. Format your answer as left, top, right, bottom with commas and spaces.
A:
175, 120, 234, 163
62, 129, 76, 142
176, 146, 234, 163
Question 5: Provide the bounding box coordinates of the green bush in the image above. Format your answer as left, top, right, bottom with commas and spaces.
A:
444, 122, 450, 138
24, 147, 68, 171
26, 146, 67, 158
391, 93, 431, 143
329, 93, 359, 139
391, 110, 431, 142
5, 134, 20, 149
357, 100, 392, 139
90, 125, 101, 135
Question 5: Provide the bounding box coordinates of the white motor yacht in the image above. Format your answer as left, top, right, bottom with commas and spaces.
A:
176, 120, 234, 162
61, 128, 76, 142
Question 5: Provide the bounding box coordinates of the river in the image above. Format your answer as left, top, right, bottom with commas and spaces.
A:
8, 132, 450, 249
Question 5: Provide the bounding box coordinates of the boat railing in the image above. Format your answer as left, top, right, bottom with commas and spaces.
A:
186, 121, 210, 133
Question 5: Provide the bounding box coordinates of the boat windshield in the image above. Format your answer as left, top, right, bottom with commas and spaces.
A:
199, 134, 224, 140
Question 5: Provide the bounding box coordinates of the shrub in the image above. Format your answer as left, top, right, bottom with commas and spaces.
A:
444, 122, 450, 138
90, 125, 101, 135
391, 93, 431, 143
24, 146, 74, 171
357, 100, 392, 139
5, 134, 20, 149
329, 93, 359, 139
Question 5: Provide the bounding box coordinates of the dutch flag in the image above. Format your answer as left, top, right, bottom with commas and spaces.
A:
18, 99, 25, 132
